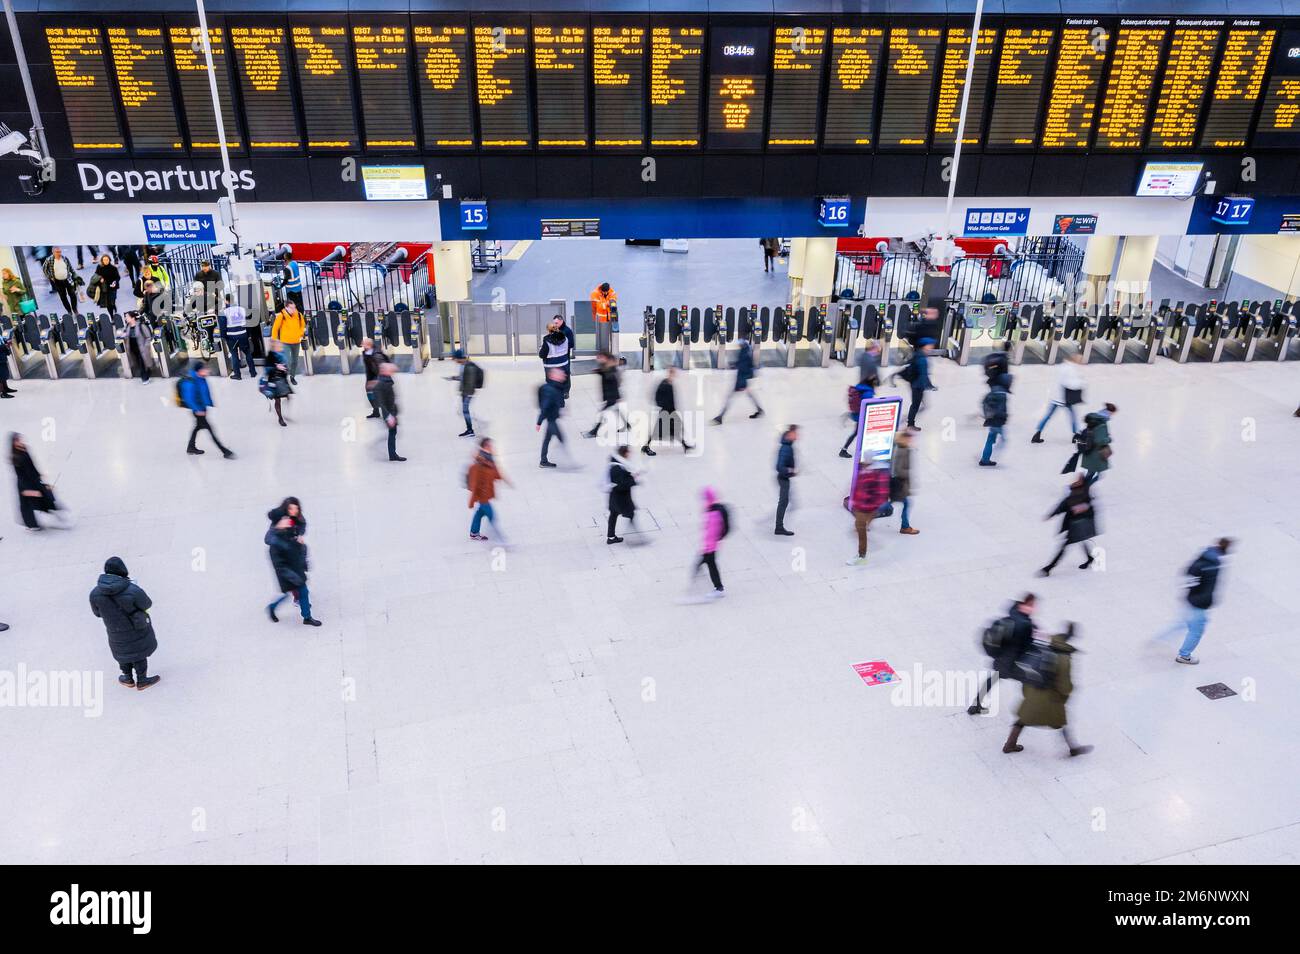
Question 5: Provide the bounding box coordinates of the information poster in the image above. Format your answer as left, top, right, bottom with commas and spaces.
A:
413, 18, 474, 149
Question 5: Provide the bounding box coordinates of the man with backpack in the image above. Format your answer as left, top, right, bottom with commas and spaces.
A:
452, 349, 483, 437
1003, 624, 1092, 757
585, 350, 627, 440
978, 371, 1011, 466
968, 594, 1037, 714
179, 360, 235, 459
898, 338, 934, 429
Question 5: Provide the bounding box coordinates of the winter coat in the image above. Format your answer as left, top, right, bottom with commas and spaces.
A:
856, 348, 880, 386
178, 366, 214, 412
994, 603, 1037, 679
265, 351, 292, 397
776, 436, 796, 478
1016, 635, 1076, 729
467, 452, 501, 505
851, 465, 890, 513
1081, 418, 1112, 473
92, 263, 120, 308
89, 573, 157, 664
267, 527, 308, 593
908, 351, 932, 390
266, 505, 307, 537
0, 338, 10, 383
373, 374, 398, 418
608, 455, 636, 518
700, 487, 725, 554
733, 342, 756, 388
13, 448, 46, 497
595, 365, 620, 404
653, 377, 677, 414
982, 381, 1009, 427
459, 360, 483, 397
125, 321, 154, 368
3, 276, 27, 314
363, 348, 388, 383
1051, 485, 1097, 543
1186, 546, 1223, 610
891, 443, 913, 500
537, 379, 563, 425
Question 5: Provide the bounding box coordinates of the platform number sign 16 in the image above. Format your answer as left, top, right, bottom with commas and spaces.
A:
818, 196, 851, 228
1210, 197, 1254, 227
461, 200, 489, 231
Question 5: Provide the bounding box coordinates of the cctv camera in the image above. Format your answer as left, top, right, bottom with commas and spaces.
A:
19, 173, 44, 197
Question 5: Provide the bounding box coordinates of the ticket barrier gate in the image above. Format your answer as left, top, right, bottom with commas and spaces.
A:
802, 304, 830, 367
704, 303, 732, 370
779, 305, 804, 368
1188, 300, 1233, 362
1120, 305, 1162, 364
1255, 300, 1297, 360
836, 303, 862, 366
737, 304, 764, 366
947, 303, 1010, 366
88, 312, 131, 377
0, 312, 58, 378
1217, 302, 1266, 362
640, 306, 656, 372
1077, 306, 1107, 363
1086, 306, 1127, 363
1162, 301, 1198, 363
305, 310, 346, 375
48, 313, 97, 378
666, 304, 699, 369
1008, 304, 1057, 365
877, 304, 897, 366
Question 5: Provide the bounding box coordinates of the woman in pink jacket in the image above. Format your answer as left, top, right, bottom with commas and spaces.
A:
691, 487, 729, 598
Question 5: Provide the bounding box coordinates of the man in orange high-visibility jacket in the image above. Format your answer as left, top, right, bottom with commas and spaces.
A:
590, 283, 617, 323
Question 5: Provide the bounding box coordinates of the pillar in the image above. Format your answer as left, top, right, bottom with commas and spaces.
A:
1113, 236, 1157, 309
1079, 235, 1117, 309
799, 237, 837, 312
786, 237, 807, 306
431, 241, 472, 302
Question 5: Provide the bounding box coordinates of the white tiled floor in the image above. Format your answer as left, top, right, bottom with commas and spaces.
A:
1, 350, 1297, 864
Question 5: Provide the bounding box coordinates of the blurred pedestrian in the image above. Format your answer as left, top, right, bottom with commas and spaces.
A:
220, 293, 255, 380
641, 366, 692, 455
1158, 538, 1231, 665
1079, 404, 1116, 484
0, 327, 14, 398
760, 237, 779, 273
89, 556, 160, 691
42, 247, 82, 315
266, 514, 321, 626
840, 379, 874, 457
539, 315, 575, 402
179, 360, 235, 458
978, 371, 1010, 467
452, 349, 483, 437
1038, 475, 1096, 576
1031, 351, 1084, 443
774, 424, 798, 536
888, 427, 918, 535
968, 594, 1037, 715
537, 367, 566, 468
846, 460, 890, 566
260, 345, 292, 427
267, 496, 307, 537
897, 338, 933, 429
11, 432, 72, 530
374, 361, 404, 461
712, 338, 763, 424
1003, 624, 1092, 757
689, 487, 729, 598
855, 337, 881, 387
467, 438, 512, 542
271, 299, 306, 384
605, 445, 639, 544
361, 337, 387, 419
123, 312, 154, 383
586, 350, 627, 440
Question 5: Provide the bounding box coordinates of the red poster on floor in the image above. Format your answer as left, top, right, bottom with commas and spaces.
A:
853, 660, 898, 686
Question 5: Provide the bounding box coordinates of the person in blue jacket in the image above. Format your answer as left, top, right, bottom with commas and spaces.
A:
711, 339, 764, 424
179, 360, 235, 458
899, 338, 934, 429
536, 367, 567, 468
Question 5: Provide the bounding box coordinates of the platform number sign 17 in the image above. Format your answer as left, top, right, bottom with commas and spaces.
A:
460, 200, 489, 231
818, 196, 851, 228
1210, 197, 1254, 227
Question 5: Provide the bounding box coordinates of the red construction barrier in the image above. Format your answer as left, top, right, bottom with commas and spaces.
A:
953, 238, 1009, 277
837, 236, 890, 275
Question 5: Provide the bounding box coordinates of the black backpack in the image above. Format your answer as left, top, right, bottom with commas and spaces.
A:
981, 616, 1015, 657
471, 364, 485, 389
898, 357, 918, 383
1015, 644, 1058, 690
710, 502, 731, 540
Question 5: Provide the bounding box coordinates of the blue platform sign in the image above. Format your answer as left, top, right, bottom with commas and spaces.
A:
460, 200, 489, 230
143, 214, 216, 243
818, 196, 851, 228
964, 207, 1030, 236
1210, 197, 1255, 227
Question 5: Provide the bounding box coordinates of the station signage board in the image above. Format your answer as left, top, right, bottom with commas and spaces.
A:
1210, 197, 1255, 227
818, 196, 851, 228
460, 200, 489, 230
1136, 161, 1203, 197
361, 166, 428, 201
142, 214, 216, 243
963, 207, 1030, 236
1053, 213, 1098, 235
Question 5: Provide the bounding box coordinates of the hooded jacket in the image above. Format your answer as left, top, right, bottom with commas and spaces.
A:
982, 374, 1010, 427
467, 451, 501, 505
1186, 546, 1223, 610
89, 560, 157, 664
608, 454, 636, 518
776, 435, 796, 478
700, 487, 725, 554
178, 363, 214, 412
537, 378, 564, 425
733, 342, 756, 388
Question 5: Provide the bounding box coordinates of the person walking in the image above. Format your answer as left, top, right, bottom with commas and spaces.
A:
1160, 538, 1232, 665
122, 312, 154, 383
539, 315, 576, 402
855, 337, 881, 388
361, 337, 388, 419
261, 345, 292, 427
266, 515, 322, 626
452, 349, 483, 437
978, 371, 1010, 467
271, 299, 307, 384
138, 277, 167, 324
1003, 624, 1092, 757
537, 367, 567, 468
2, 266, 29, 317
840, 378, 875, 458
711, 338, 763, 424
194, 260, 223, 315
280, 251, 304, 312
11, 432, 72, 531
690, 487, 729, 598
888, 427, 919, 534
267, 496, 307, 537
897, 338, 934, 429
760, 237, 780, 273
179, 360, 235, 459
91, 253, 121, 315
641, 366, 693, 455
1038, 476, 1097, 576
774, 425, 798, 536
42, 247, 82, 315
0, 329, 14, 399
605, 445, 639, 544
75, 244, 100, 270
968, 594, 1037, 715
119, 245, 142, 289
467, 438, 512, 542
373, 361, 405, 461
220, 293, 255, 380
89, 557, 161, 690
585, 350, 628, 439
1078, 404, 1117, 484
846, 460, 890, 566
1031, 352, 1084, 443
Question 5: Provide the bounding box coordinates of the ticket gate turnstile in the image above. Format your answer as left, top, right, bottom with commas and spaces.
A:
1008, 304, 1054, 365
1080, 306, 1111, 363
1, 313, 55, 378
878, 304, 898, 366
737, 304, 763, 366
780, 305, 803, 368
148, 316, 174, 378
809, 303, 834, 367
1217, 302, 1265, 362
1255, 300, 1297, 360
1164, 302, 1197, 363
837, 303, 862, 367
705, 304, 730, 370
667, 304, 697, 370
1119, 304, 1161, 364
640, 306, 656, 372
1188, 300, 1232, 362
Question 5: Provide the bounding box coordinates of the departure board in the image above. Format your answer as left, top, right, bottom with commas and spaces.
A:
1095, 24, 1168, 149
105, 26, 182, 153
707, 25, 770, 149
768, 25, 826, 147
534, 23, 589, 147
823, 26, 885, 148
168, 25, 243, 153
987, 28, 1055, 149
1253, 29, 1300, 148
353, 21, 417, 150
1040, 24, 1107, 149
933, 27, 995, 147
412, 20, 474, 148
878, 27, 941, 148
1200, 26, 1277, 148
474, 24, 532, 147
230, 24, 301, 150
592, 23, 645, 148
1148, 26, 1221, 149
45, 25, 126, 153
649, 23, 705, 147
290, 22, 357, 151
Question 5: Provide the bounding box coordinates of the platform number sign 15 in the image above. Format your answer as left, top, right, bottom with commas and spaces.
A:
461, 200, 489, 231
1210, 197, 1254, 227
818, 196, 851, 228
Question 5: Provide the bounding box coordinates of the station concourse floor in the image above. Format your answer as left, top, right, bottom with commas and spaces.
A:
1, 352, 1298, 864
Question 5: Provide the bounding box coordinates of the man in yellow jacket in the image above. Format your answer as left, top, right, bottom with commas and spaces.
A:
271, 299, 307, 383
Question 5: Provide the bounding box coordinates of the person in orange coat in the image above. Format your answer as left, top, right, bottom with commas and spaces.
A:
467, 437, 513, 543
590, 282, 617, 323
271, 299, 308, 383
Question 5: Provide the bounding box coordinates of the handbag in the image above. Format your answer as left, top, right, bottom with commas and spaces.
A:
19, 297, 37, 315
1064, 387, 1083, 407
889, 475, 905, 502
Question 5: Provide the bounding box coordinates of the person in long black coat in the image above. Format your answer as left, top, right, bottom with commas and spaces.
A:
606, 445, 638, 544
1039, 476, 1097, 576
12, 432, 71, 530
266, 516, 322, 626
0, 331, 14, 397
89, 556, 160, 689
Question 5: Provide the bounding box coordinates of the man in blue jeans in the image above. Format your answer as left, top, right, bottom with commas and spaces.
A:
978, 372, 1011, 467
1164, 538, 1231, 664
266, 515, 322, 627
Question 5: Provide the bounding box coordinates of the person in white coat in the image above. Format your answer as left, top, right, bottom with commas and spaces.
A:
1031, 352, 1085, 443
